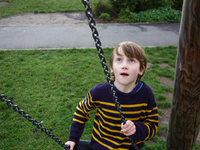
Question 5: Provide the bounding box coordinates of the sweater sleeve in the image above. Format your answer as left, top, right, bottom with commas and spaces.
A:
68, 91, 96, 143
131, 90, 158, 142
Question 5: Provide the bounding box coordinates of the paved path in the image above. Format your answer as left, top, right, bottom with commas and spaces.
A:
0, 23, 180, 50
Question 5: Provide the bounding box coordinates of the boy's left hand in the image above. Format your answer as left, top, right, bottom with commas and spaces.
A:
121, 120, 136, 136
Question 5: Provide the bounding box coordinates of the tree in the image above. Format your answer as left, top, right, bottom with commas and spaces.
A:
166, 0, 200, 149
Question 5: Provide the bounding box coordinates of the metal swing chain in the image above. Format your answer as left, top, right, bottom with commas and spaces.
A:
81, 0, 139, 150
0, 94, 70, 150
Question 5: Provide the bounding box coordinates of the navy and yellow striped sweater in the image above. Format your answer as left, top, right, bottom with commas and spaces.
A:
69, 82, 158, 150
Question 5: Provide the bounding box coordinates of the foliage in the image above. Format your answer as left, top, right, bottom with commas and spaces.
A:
110, 0, 174, 13
118, 7, 182, 23
172, 0, 184, 10
109, 0, 182, 23
194, 143, 200, 150
118, 8, 135, 23
135, 7, 182, 23
109, 0, 138, 13
99, 13, 111, 22
135, 0, 173, 12
93, 0, 116, 16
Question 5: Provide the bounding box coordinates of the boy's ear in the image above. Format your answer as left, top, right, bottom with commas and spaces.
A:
139, 67, 145, 75
110, 66, 114, 73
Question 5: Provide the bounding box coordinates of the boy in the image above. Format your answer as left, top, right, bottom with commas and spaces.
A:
65, 41, 158, 150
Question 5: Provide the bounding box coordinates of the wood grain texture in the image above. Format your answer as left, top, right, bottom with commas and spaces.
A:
166, 0, 200, 149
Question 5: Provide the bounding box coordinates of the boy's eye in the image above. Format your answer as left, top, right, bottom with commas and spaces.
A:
117, 58, 121, 62
130, 59, 134, 62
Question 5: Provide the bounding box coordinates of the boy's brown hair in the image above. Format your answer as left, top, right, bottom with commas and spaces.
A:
109, 41, 147, 84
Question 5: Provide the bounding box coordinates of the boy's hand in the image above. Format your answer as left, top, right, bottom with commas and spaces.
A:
121, 120, 136, 136
64, 141, 76, 150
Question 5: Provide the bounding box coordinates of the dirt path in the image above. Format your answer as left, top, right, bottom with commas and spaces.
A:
0, 2, 102, 25
0, 1, 102, 26
0, 11, 94, 26
0, 2, 93, 26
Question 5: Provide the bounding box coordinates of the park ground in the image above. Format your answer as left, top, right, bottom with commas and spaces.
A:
0, 1, 199, 145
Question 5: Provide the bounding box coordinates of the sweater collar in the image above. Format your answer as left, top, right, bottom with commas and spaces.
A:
113, 81, 143, 95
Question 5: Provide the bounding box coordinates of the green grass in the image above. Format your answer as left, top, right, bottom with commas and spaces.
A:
0, 0, 98, 19
0, 47, 199, 149
143, 125, 200, 150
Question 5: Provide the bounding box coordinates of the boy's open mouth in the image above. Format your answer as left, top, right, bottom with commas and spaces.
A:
120, 73, 129, 76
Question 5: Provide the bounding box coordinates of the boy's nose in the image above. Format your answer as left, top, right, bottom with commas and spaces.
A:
122, 62, 128, 69
122, 66, 128, 69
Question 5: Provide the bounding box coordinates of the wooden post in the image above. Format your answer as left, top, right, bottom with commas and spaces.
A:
165, 0, 200, 149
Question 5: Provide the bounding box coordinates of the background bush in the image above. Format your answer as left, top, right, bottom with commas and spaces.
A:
134, 7, 182, 23
172, 0, 184, 10
94, 0, 183, 23
99, 13, 111, 22
94, 0, 116, 16
109, 0, 138, 13
118, 7, 182, 23
134, 0, 173, 12
110, 0, 174, 13
118, 8, 135, 23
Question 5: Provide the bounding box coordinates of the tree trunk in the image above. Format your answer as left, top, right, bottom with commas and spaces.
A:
165, 0, 200, 150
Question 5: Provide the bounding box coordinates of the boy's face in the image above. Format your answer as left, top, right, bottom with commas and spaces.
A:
110, 47, 144, 89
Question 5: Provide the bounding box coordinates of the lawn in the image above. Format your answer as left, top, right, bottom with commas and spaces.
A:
1, 47, 199, 149
0, 0, 98, 19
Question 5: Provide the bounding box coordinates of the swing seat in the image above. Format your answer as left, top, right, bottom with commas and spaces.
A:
74, 140, 91, 150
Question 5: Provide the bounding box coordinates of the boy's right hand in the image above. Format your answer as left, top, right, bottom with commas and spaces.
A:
64, 141, 76, 150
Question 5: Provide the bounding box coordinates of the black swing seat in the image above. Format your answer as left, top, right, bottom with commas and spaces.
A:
74, 140, 91, 150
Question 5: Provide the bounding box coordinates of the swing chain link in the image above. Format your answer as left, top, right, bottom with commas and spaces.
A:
81, 1, 139, 150
0, 94, 70, 150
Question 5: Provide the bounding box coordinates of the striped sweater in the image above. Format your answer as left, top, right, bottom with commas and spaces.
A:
69, 82, 158, 150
